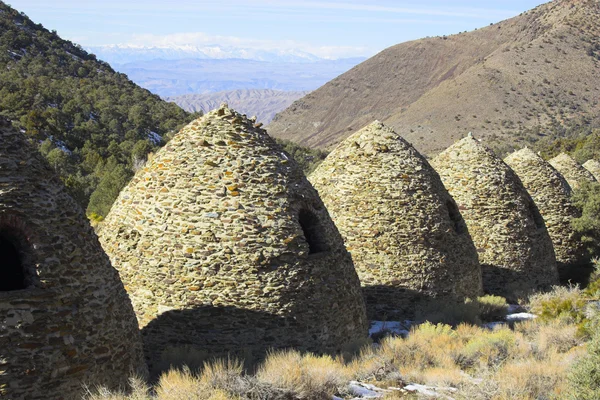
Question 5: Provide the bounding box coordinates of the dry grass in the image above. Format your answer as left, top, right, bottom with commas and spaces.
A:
89, 288, 593, 400
257, 349, 350, 398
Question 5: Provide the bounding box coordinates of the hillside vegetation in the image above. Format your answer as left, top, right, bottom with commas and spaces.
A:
0, 2, 200, 215
268, 0, 600, 156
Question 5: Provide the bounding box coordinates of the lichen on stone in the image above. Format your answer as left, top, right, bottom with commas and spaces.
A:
0, 117, 146, 399
98, 104, 368, 375
505, 148, 588, 275
548, 153, 596, 190
310, 121, 482, 320
583, 159, 600, 182
432, 136, 558, 301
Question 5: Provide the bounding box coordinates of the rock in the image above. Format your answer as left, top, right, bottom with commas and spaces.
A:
0, 124, 146, 399
583, 159, 600, 181
505, 148, 589, 275
548, 153, 596, 190
432, 135, 558, 301
311, 121, 482, 320
98, 106, 368, 375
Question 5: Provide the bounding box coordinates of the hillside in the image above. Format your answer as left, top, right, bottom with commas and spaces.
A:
268, 0, 600, 155
0, 2, 199, 215
167, 89, 309, 124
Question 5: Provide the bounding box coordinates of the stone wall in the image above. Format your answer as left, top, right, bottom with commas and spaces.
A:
0, 119, 146, 399
583, 159, 600, 181
504, 148, 588, 275
431, 136, 558, 301
310, 122, 482, 320
98, 105, 368, 375
549, 153, 596, 190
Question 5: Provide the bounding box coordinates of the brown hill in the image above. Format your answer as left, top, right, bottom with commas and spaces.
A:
268, 0, 600, 155
166, 89, 309, 124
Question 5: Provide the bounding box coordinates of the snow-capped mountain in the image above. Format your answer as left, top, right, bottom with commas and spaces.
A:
87, 44, 324, 65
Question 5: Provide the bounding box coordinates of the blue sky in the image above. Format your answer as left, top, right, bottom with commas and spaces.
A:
8, 0, 548, 58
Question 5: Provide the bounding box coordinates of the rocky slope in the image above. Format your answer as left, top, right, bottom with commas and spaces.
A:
268, 0, 600, 155
167, 89, 309, 124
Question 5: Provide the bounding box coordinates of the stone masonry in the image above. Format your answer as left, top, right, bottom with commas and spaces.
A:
583, 159, 600, 182
98, 105, 368, 374
549, 153, 596, 190
310, 122, 482, 320
0, 119, 146, 400
505, 148, 588, 275
431, 135, 558, 301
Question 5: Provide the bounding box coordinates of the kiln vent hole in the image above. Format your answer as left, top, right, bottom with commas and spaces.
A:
0, 233, 26, 291
298, 209, 328, 254
446, 201, 465, 234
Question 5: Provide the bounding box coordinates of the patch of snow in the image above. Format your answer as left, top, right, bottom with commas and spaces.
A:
348, 381, 386, 398
66, 51, 82, 61
506, 312, 536, 322
148, 131, 163, 145
47, 136, 72, 155
369, 321, 410, 338
404, 383, 457, 399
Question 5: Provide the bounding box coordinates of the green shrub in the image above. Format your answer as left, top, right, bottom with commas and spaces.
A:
416, 298, 480, 325
460, 328, 516, 368
567, 319, 600, 399
86, 164, 133, 218
476, 295, 509, 322
275, 138, 329, 175
529, 285, 592, 337
571, 182, 600, 256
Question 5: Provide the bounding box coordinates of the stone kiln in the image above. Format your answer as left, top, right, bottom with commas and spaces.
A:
431, 136, 558, 301
0, 119, 146, 399
583, 159, 600, 182
99, 105, 368, 373
548, 153, 596, 190
505, 148, 588, 275
310, 121, 482, 320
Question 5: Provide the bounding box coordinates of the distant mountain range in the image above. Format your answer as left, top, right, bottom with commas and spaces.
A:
167, 89, 309, 124
108, 57, 364, 97
268, 0, 600, 155
87, 44, 326, 64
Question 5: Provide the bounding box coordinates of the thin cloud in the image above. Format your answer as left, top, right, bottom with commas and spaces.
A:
257, 0, 514, 18
119, 32, 374, 59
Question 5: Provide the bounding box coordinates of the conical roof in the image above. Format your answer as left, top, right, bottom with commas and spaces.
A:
504, 148, 588, 274
0, 118, 145, 399
583, 159, 600, 182
431, 136, 558, 301
99, 105, 368, 374
309, 121, 482, 320
548, 153, 596, 190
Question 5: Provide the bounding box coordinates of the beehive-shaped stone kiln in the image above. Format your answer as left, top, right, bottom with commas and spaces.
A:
0, 119, 146, 399
431, 135, 558, 301
310, 121, 482, 320
583, 159, 600, 182
99, 105, 368, 373
504, 148, 588, 275
549, 153, 596, 190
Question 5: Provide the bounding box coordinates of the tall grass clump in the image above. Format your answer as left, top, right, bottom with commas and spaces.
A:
567, 318, 600, 400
